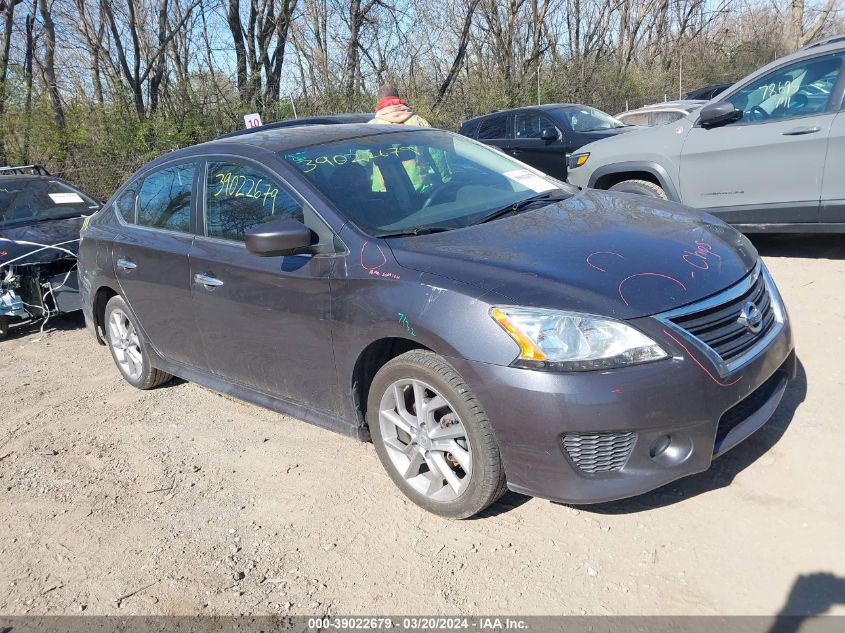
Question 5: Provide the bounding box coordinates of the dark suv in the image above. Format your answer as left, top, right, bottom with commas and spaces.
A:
459, 104, 635, 180
78, 124, 794, 518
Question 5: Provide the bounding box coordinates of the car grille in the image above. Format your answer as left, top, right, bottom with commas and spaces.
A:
714, 369, 786, 450
561, 432, 636, 474
669, 270, 776, 364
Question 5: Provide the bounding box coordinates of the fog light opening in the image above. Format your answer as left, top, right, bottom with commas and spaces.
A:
650, 435, 672, 459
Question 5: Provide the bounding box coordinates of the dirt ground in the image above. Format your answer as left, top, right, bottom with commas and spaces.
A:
1, 234, 843, 617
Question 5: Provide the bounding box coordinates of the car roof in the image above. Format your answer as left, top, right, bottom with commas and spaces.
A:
217, 113, 372, 140
461, 103, 587, 124
156, 123, 431, 164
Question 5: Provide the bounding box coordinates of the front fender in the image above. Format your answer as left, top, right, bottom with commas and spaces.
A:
588, 161, 681, 202
329, 269, 521, 421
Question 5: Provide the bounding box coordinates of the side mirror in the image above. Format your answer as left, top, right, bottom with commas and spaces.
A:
245, 218, 316, 257
540, 126, 560, 141
698, 101, 741, 128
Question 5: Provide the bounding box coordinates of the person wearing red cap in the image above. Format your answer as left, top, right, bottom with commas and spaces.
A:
369, 84, 431, 127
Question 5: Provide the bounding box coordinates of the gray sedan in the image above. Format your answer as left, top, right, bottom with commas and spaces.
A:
78, 124, 795, 518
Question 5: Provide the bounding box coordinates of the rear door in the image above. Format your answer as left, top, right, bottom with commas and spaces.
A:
679, 51, 845, 225
189, 156, 340, 412
474, 113, 511, 152
111, 161, 206, 369
509, 110, 567, 179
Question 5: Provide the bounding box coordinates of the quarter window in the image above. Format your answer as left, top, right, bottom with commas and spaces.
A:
205, 161, 304, 242
137, 164, 195, 232
115, 181, 138, 222
725, 53, 844, 124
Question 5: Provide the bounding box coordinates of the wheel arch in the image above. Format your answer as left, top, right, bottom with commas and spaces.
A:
351, 337, 433, 430
92, 283, 120, 345
588, 161, 680, 202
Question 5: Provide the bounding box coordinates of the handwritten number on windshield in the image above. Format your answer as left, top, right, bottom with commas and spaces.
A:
286, 146, 420, 173
213, 171, 278, 214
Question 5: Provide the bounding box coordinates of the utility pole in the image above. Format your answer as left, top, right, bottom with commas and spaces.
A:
537, 66, 541, 105
679, 55, 683, 100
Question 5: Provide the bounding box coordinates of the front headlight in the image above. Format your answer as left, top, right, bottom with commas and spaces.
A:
568, 152, 590, 169
490, 306, 668, 371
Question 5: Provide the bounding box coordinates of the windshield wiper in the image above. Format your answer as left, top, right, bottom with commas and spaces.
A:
377, 226, 455, 238
470, 191, 569, 226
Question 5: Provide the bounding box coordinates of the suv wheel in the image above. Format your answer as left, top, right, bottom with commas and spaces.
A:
608, 179, 667, 199
104, 295, 172, 390
0, 316, 8, 340
367, 351, 507, 518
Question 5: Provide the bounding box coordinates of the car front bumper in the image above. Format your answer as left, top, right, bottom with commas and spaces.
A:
448, 304, 794, 505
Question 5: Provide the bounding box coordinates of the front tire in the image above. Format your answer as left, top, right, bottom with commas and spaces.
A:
608, 179, 667, 199
104, 295, 172, 390
367, 350, 506, 518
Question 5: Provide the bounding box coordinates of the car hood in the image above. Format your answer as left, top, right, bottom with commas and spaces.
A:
584, 126, 636, 139
0, 215, 84, 267
387, 190, 757, 319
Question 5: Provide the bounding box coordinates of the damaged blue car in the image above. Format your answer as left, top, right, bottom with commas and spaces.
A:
0, 165, 100, 338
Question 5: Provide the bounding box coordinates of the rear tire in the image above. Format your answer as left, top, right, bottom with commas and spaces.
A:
367, 350, 507, 518
608, 179, 668, 199
104, 295, 172, 390
0, 316, 8, 340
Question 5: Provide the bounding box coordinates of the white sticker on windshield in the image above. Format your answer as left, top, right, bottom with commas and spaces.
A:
503, 169, 557, 193
49, 192, 85, 204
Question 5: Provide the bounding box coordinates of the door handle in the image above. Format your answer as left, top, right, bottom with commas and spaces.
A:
510, 149, 523, 155
116, 258, 137, 271
782, 126, 820, 136
194, 273, 224, 288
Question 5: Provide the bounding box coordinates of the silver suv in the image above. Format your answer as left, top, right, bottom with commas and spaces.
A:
568, 35, 845, 232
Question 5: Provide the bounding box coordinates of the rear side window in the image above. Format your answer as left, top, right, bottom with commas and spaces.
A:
477, 115, 508, 140
204, 161, 304, 242
137, 164, 195, 232
459, 120, 481, 138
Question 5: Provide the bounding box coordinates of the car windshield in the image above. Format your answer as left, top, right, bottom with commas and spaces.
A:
0, 178, 99, 228
557, 106, 626, 131
280, 130, 574, 237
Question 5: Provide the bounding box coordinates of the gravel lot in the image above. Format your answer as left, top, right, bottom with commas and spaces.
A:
1, 234, 843, 617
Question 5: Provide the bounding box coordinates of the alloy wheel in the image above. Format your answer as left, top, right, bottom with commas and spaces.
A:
108, 308, 144, 382
378, 378, 472, 502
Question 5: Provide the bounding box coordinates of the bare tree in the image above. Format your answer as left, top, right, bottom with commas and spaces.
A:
789, 0, 839, 49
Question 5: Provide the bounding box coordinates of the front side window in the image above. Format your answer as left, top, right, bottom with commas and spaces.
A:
477, 115, 508, 140
514, 112, 558, 138
137, 164, 195, 232
205, 161, 304, 241
280, 130, 574, 237
725, 53, 843, 124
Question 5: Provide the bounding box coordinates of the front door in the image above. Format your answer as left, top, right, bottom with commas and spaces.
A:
189, 158, 339, 412
111, 162, 206, 369
820, 109, 845, 223
679, 51, 844, 225
510, 111, 567, 179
